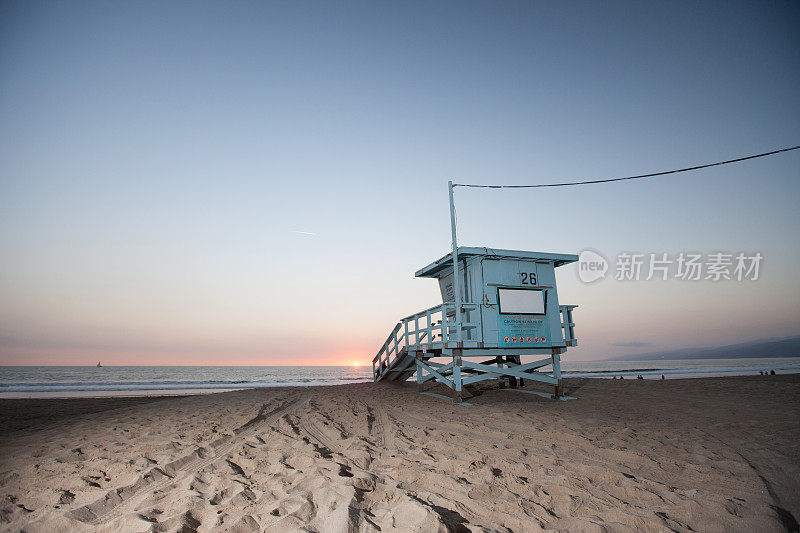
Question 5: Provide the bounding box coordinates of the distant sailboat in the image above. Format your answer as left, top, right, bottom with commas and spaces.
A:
96, 361, 102, 367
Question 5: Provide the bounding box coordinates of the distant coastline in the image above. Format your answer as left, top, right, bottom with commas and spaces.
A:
607, 335, 800, 361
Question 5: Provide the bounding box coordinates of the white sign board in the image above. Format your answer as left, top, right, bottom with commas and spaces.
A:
498, 288, 545, 315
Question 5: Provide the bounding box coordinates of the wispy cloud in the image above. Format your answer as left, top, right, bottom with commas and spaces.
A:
292, 230, 317, 236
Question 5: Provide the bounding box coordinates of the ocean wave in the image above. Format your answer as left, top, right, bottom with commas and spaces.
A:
0, 377, 373, 388
0, 379, 374, 393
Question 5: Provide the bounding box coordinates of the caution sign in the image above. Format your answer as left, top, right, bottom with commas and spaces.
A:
498, 315, 551, 347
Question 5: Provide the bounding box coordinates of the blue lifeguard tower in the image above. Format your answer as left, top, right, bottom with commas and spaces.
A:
373, 181, 578, 402
372, 247, 578, 402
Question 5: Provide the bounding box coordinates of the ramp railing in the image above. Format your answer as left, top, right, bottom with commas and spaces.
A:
373, 302, 481, 380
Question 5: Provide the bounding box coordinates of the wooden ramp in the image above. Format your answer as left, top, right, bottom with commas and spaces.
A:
375, 346, 435, 383
372, 302, 481, 383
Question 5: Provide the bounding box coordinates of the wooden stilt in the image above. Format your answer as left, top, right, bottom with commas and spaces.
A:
496, 356, 505, 389
453, 350, 463, 403
506, 355, 518, 388
552, 349, 562, 398
416, 353, 423, 392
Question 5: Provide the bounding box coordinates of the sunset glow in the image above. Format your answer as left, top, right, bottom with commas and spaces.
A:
0, 2, 798, 367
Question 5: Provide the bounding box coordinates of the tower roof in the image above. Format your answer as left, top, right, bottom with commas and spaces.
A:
415, 247, 579, 278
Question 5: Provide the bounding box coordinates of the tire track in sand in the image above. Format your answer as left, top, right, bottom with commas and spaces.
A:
294, 398, 477, 533
362, 400, 395, 452
290, 400, 389, 533
68, 391, 305, 526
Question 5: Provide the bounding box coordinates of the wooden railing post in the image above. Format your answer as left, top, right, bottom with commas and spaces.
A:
426, 308, 432, 345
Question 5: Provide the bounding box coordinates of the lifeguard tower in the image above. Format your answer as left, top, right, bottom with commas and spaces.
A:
372, 247, 579, 402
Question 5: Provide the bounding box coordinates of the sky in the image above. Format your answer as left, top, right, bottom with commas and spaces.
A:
1, 1, 799, 366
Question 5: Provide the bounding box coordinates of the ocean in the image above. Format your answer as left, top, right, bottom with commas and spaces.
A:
0, 366, 374, 399
1, 357, 798, 398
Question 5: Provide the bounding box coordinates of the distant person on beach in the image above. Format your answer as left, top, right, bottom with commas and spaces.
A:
770, 370, 776, 375
661, 375, 665, 380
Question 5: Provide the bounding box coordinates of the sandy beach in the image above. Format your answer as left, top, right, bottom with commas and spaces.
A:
1, 375, 797, 532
